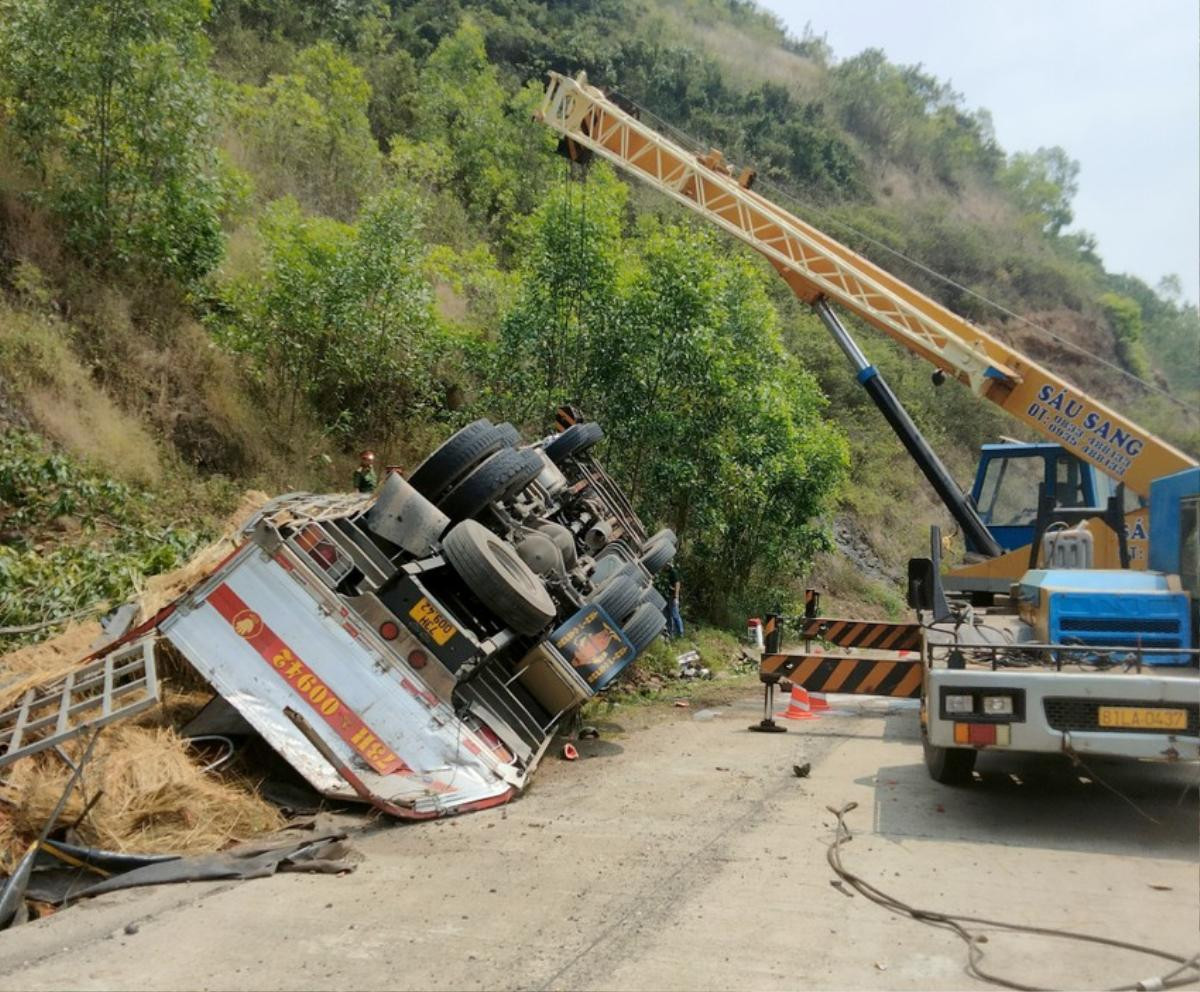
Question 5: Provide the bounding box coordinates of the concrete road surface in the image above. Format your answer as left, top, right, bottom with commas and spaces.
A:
0, 689, 1196, 991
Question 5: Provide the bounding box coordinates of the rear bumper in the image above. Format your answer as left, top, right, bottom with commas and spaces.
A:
926, 668, 1200, 761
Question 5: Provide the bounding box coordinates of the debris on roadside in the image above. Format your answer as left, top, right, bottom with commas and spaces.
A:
23, 831, 357, 906
676, 649, 712, 680
0, 412, 678, 922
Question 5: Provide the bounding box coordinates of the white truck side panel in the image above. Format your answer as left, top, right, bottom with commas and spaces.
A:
161, 546, 514, 814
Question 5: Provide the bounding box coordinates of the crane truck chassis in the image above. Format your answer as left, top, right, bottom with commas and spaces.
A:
755, 528, 1198, 783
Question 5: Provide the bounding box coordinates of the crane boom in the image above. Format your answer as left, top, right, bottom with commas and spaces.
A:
536, 72, 1197, 499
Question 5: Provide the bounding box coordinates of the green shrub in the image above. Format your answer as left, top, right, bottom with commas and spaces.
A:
0, 0, 225, 282
1099, 291, 1151, 379
212, 190, 439, 441
0, 432, 208, 643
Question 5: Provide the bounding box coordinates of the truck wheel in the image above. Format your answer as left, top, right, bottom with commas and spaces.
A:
639, 538, 675, 575
595, 560, 646, 593
438, 448, 543, 522
408, 420, 501, 501
923, 738, 977, 785
623, 602, 667, 654
589, 554, 623, 588
442, 520, 556, 636
595, 541, 636, 564
588, 575, 641, 625
492, 422, 522, 447
642, 528, 676, 552
544, 422, 603, 464
641, 585, 667, 612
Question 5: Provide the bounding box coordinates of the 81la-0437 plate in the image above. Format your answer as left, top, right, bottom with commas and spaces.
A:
1097, 706, 1187, 731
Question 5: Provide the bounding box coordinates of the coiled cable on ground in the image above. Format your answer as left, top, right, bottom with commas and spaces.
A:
825, 801, 1199, 991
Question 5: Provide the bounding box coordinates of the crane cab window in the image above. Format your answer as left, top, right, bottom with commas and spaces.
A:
973, 446, 1102, 527
1180, 495, 1198, 599
970, 445, 1105, 553
976, 454, 1045, 526
1055, 455, 1090, 508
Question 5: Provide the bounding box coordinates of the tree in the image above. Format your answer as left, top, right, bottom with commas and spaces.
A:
1002, 146, 1080, 235
493, 164, 627, 426
494, 175, 848, 621
0, 0, 225, 281
231, 41, 382, 220
410, 18, 557, 247
216, 191, 438, 439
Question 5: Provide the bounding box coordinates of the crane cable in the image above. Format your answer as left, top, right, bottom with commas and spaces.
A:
607, 90, 1199, 418
826, 801, 1200, 991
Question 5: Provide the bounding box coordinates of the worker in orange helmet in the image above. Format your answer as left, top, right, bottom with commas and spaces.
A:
353, 450, 378, 493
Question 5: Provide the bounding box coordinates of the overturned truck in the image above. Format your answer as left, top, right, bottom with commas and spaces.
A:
150, 416, 675, 818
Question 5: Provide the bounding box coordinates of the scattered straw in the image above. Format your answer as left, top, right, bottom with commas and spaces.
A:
0, 723, 283, 870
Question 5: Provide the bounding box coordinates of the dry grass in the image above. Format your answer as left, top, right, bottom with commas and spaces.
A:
433, 280, 469, 324
0, 721, 284, 870
0, 303, 163, 484
690, 21, 823, 97
211, 220, 263, 285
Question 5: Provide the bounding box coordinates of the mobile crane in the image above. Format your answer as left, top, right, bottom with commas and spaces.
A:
536, 72, 1198, 780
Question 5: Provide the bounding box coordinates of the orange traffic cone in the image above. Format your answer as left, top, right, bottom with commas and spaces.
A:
809, 692, 831, 712
777, 685, 819, 720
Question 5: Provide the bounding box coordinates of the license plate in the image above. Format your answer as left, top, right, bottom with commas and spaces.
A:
408, 596, 457, 645
1097, 706, 1187, 730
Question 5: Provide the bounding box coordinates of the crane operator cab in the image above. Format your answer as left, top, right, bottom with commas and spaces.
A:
967, 441, 1137, 554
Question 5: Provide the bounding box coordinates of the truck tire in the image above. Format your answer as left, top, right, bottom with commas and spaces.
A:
408, 420, 501, 501
640, 539, 675, 575
493, 422, 522, 447
623, 602, 667, 654
596, 540, 636, 564
641, 585, 667, 612
642, 528, 676, 552
923, 737, 977, 785
589, 554, 624, 588
544, 422, 603, 464
438, 448, 543, 522
588, 575, 641, 625
595, 560, 646, 593
442, 520, 556, 636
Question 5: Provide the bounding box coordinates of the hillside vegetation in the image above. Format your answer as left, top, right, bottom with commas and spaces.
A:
0, 0, 1196, 636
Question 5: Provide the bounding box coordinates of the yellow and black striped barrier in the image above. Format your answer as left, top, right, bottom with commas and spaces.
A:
799, 618, 923, 653
760, 652, 924, 699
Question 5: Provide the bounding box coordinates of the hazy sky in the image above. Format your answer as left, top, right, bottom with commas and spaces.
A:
759, 0, 1200, 305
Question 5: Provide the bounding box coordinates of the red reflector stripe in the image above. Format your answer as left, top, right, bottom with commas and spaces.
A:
207, 582, 409, 775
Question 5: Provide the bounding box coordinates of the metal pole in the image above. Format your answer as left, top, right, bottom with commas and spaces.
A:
750, 611, 787, 734
813, 300, 1003, 558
